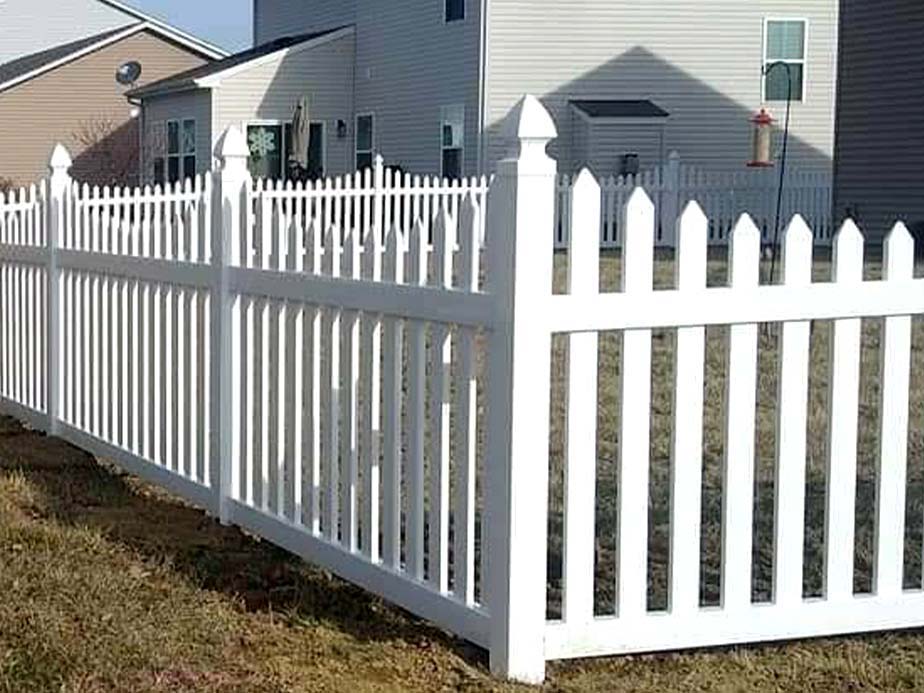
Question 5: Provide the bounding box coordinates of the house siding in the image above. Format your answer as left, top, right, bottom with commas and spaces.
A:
0, 0, 135, 65
572, 114, 666, 178
351, 1, 483, 176
834, 0, 924, 241
253, 0, 484, 177
0, 29, 210, 185
141, 89, 213, 182
213, 32, 356, 176
253, 0, 357, 45
485, 0, 839, 176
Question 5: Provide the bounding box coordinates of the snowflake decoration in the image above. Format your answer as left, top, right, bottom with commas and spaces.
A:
248, 129, 277, 158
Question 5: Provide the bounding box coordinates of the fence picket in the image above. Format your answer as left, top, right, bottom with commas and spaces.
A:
669, 202, 708, 614
407, 218, 428, 580
562, 170, 600, 625
362, 209, 383, 562
429, 208, 454, 593
617, 188, 655, 619
382, 224, 405, 570
825, 220, 864, 601
774, 215, 814, 607
454, 195, 480, 604
323, 223, 342, 541
342, 229, 361, 552
721, 214, 761, 609
874, 223, 914, 599
304, 220, 323, 533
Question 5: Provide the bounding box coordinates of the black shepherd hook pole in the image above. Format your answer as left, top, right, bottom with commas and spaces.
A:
766, 60, 794, 285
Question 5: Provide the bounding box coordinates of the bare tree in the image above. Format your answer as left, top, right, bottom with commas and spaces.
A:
71, 117, 140, 187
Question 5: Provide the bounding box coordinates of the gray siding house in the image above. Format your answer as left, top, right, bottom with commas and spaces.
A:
834, 0, 924, 242
132, 0, 839, 182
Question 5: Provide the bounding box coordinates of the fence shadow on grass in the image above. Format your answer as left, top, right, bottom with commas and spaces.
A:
0, 416, 484, 662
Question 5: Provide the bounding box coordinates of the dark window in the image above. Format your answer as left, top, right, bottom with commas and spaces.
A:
167, 156, 180, 184
247, 122, 326, 181
307, 122, 325, 179
356, 114, 374, 170
165, 118, 196, 184
445, 0, 465, 22
153, 157, 165, 184
441, 149, 462, 180
440, 105, 464, 179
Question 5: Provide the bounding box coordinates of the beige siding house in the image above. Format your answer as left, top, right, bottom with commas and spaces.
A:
137, 0, 838, 181
0, 23, 222, 186
834, 0, 924, 242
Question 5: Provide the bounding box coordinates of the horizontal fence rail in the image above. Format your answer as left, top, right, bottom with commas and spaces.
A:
0, 99, 913, 685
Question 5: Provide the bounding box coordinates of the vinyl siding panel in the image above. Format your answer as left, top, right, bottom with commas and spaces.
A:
834, 0, 924, 241
141, 89, 213, 182
253, 0, 357, 44
578, 118, 666, 178
0, 30, 210, 185
254, 0, 484, 176
213, 32, 355, 176
0, 0, 134, 65
353, 0, 483, 176
486, 0, 838, 176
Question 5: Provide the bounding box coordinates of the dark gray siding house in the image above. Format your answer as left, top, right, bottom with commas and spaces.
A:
834, 0, 924, 243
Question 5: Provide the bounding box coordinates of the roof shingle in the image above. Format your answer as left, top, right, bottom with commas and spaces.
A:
0, 25, 138, 91
128, 27, 350, 99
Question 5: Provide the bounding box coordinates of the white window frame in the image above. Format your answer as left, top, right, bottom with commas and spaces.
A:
355, 112, 376, 170
242, 118, 327, 180
444, 0, 465, 23
165, 117, 197, 184
762, 17, 809, 103
440, 104, 465, 179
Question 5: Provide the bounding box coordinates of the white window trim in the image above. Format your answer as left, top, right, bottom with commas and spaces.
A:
165, 117, 197, 184
444, 0, 465, 23
440, 104, 465, 179
355, 113, 376, 169
242, 118, 328, 179
762, 17, 809, 103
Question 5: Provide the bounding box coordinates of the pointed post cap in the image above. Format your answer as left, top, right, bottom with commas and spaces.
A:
502, 94, 558, 161
48, 143, 73, 172
215, 125, 250, 161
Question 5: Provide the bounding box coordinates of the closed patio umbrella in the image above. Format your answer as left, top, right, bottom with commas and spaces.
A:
290, 96, 311, 172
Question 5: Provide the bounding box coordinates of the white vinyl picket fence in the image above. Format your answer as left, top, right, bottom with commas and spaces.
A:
554, 152, 834, 249
0, 96, 920, 684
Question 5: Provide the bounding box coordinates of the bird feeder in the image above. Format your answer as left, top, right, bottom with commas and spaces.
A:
747, 108, 775, 167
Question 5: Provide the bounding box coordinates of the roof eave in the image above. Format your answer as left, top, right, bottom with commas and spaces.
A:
195, 25, 355, 88
97, 0, 229, 59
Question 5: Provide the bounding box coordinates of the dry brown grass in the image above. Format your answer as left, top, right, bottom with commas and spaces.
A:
4, 251, 924, 691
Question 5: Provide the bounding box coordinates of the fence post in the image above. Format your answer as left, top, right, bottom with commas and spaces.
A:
212, 127, 251, 524
46, 144, 71, 435
661, 150, 681, 246
484, 95, 557, 684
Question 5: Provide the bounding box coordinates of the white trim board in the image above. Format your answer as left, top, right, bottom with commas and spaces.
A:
195, 26, 356, 89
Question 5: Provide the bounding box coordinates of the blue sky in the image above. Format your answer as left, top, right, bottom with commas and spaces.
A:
125, 0, 253, 52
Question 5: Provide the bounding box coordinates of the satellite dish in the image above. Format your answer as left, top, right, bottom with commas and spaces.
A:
116, 61, 142, 87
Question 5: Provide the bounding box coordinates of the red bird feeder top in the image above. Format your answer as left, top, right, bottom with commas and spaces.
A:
748, 108, 776, 168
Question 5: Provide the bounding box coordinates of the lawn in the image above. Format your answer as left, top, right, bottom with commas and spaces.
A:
4, 251, 924, 692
